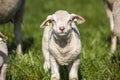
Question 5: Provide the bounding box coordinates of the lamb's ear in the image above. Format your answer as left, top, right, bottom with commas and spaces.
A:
0, 32, 8, 41
70, 14, 85, 24
40, 15, 53, 28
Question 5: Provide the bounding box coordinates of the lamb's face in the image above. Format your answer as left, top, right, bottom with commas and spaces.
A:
52, 11, 72, 37
40, 10, 85, 38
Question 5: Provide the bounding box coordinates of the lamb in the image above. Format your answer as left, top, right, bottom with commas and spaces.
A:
40, 10, 85, 80
105, 0, 116, 55
0, 32, 8, 80
0, 0, 25, 54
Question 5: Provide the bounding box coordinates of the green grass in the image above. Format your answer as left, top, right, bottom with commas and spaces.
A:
0, 0, 120, 80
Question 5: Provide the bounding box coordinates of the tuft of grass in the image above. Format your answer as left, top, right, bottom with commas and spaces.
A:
0, 0, 120, 80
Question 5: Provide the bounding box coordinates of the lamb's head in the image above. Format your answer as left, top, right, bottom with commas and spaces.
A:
40, 10, 85, 39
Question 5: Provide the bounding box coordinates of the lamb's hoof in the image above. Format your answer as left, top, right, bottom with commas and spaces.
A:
51, 77, 60, 80
111, 54, 117, 63
44, 61, 50, 72
51, 74, 60, 80
69, 77, 78, 80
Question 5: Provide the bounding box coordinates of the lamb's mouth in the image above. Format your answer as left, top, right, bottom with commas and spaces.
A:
58, 32, 67, 35
54, 30, 70, 37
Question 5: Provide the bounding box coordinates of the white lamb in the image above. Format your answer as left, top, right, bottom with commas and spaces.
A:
0, 32, 8, 80
40, 10, 85, 80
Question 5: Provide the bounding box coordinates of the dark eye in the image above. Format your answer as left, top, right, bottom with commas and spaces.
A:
51, 19, 55, 22
69, 19, 72, 22
68, 19, 72, 24
52, 19, 54, 21
48, 19, 55, 23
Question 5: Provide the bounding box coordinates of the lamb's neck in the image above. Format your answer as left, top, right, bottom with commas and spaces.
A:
53, 34, 72, 48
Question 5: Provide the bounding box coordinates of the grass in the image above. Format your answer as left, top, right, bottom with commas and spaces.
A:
0, 0, 120, 80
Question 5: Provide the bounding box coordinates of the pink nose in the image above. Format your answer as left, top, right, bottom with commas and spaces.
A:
59, 27, 65, 32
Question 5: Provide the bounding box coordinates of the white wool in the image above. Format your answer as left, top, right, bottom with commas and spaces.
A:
41, 10, 85, 80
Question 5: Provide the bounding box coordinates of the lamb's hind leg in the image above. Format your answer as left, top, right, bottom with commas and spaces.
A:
69, 58, 80, 80
0, 64, 7, 80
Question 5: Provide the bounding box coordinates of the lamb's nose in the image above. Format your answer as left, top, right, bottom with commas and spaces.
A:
59, 27, 65, 32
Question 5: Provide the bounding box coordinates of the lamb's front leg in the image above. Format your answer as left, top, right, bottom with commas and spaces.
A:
50, 55, 60, 80
69, 58, 80, 80
42, 36, 50, 72
43, 51, 50, 72
0, 64, 7, 80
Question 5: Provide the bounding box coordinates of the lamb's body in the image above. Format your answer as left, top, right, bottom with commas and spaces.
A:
49, 23, 81, 65
0, 33, 8, 80
0, 0, 25, 54
41, 10, 85, 80
113, 0, 120, 39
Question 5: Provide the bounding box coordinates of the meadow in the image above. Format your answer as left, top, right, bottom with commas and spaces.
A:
0, 0, 120, 80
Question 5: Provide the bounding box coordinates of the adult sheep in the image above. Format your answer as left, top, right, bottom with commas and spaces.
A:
40, 10, 85, 80
0, 0, 25, 54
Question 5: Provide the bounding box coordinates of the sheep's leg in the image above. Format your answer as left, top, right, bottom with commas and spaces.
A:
108, 10, 117, 55
69, 58, 80, 80
42, 27, 52, 72
14, 2, 25, 54
43, 51, 50, 72
14, 15, 23, 54
50, 55, 60, 80
43, 46, 50, 72
111, 32, 117, 54
105, 0, 114, 31
14, 22, 22, 54
106, 8, 114, 31
0, 64, 7, 80
105, 3, 117, 54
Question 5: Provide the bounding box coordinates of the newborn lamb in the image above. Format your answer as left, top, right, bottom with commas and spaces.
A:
40, 10, 85, 80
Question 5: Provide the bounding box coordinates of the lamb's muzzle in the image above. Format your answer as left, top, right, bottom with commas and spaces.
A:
40, 10, 85, 80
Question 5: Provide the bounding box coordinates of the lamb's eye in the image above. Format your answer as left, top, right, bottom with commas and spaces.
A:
51, 19, 55, 22
69, 19, 72, 22
68, 19, 72, 24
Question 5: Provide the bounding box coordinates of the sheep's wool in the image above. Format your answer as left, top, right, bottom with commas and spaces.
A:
49, 30, 81, 65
